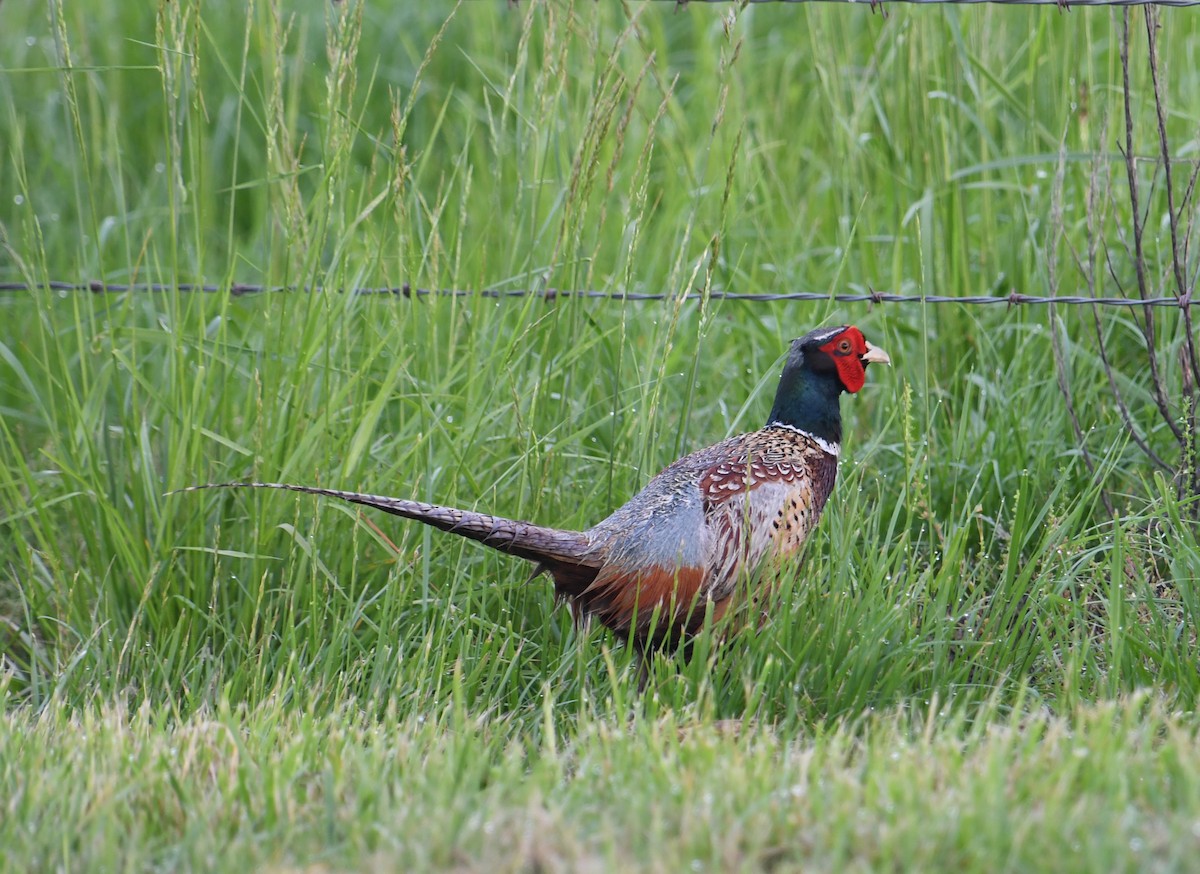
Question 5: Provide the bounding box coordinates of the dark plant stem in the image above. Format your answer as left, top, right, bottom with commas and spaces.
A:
1121, 11, 1184, 447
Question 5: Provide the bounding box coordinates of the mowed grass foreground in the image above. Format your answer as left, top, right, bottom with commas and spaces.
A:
2, 1, 1200, 870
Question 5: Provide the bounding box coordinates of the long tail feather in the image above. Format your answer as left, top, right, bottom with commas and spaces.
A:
177, 482, 597, 578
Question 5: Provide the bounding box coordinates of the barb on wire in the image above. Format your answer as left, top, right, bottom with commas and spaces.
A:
0, 280, 1196, 308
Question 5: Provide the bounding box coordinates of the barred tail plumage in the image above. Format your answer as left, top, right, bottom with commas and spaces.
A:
178, 482, 599, 586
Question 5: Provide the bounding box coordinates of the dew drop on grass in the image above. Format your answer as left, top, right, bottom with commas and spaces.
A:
26, 36, 36, 45
13, 194, 24, 206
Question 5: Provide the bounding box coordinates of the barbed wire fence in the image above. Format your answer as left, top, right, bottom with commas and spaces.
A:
665, 0, 1198, 5
0, 282, 1194, 308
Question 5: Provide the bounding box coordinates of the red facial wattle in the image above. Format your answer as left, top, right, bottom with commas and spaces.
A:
819, 327, 868, 394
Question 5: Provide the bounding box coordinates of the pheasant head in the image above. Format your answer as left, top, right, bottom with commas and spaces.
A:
766, 325, 890, 446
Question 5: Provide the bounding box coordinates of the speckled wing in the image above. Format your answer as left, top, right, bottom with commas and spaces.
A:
697, 427, 839, 605
567, 427, 837, 644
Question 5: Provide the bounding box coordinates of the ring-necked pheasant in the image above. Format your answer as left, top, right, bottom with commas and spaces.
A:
184, 325, 889, 652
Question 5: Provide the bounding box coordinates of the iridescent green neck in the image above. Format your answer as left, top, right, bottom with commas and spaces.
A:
766, 349, 843, 445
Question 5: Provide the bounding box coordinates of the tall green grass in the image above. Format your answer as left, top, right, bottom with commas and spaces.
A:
2, 1, 1199, 869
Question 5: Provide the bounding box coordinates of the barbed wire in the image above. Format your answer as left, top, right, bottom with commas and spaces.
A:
1, 280, 1194, 307
664, 0, 1200, 6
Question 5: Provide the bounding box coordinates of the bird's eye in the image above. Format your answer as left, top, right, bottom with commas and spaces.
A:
838, 340, 852, 354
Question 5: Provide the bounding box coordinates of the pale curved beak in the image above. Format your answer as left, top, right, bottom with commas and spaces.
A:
861, 342, 891, 366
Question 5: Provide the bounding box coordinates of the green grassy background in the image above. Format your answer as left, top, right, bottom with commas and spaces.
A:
2, 1, 1199, 870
